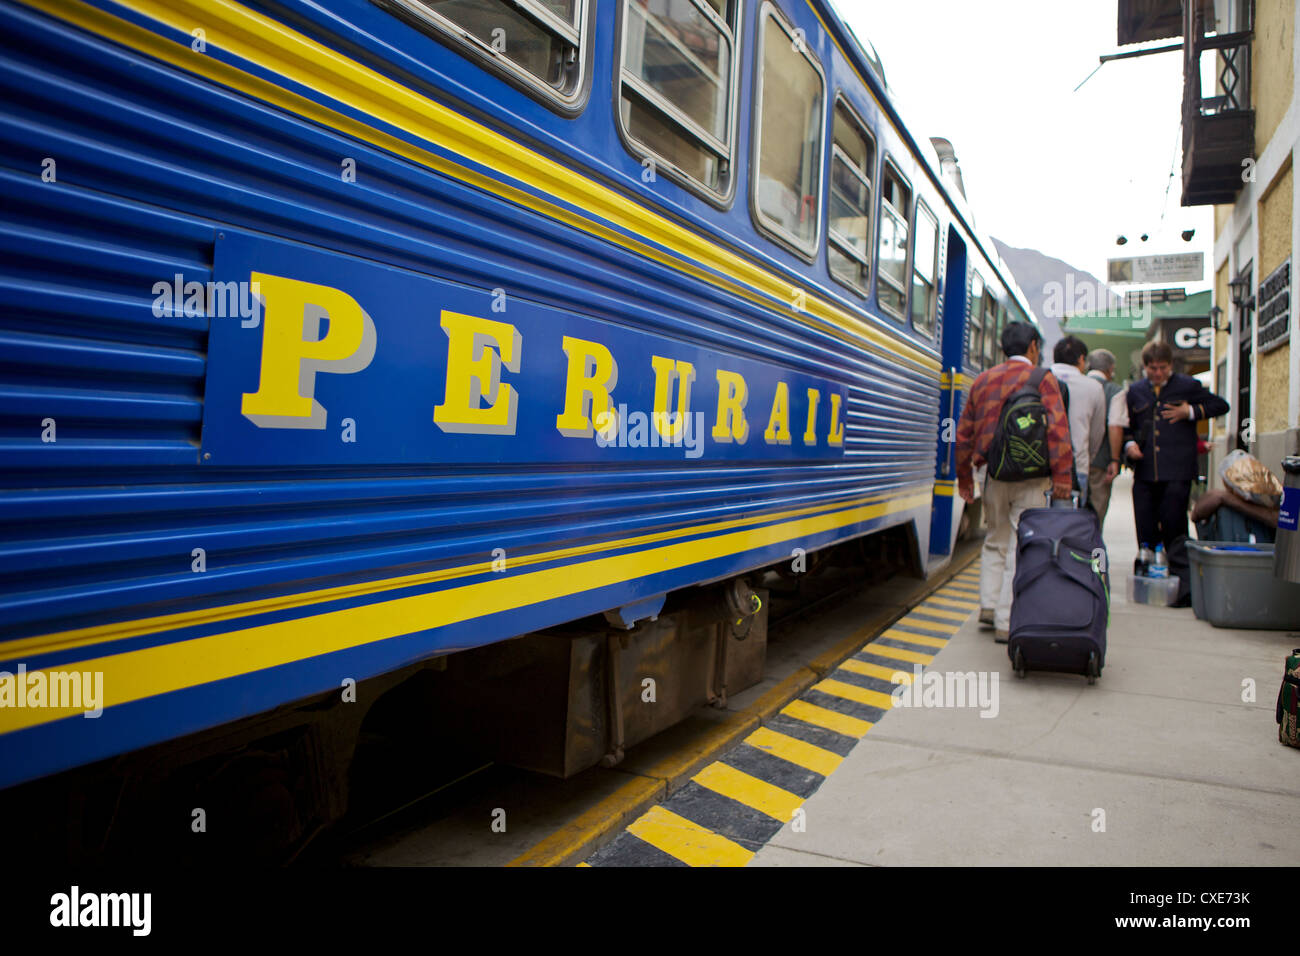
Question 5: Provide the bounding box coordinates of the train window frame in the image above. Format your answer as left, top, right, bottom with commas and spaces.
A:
874, 155, 912, 321
967, 270, 985, 368
1006, 301, 1031, 359
373, 0, 593, 114
980, 289, 1000, 368
994, 302, 1008, 361
826, 95, 876, 297
909, 200, 941, 338
749, 1, 828, 262
615, 0, 742, 206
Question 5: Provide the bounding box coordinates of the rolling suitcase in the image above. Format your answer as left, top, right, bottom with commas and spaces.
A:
1007, 493, 1109, 683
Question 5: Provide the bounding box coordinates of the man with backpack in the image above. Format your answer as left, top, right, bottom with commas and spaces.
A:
956, 321, 1074, 642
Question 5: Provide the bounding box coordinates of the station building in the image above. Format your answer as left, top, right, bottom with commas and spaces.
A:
1119, 0, 1297, 477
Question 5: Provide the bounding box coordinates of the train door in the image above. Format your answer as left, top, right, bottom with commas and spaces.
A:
928, 225, 969, 562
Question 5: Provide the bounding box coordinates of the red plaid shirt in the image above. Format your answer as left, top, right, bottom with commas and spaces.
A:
955, 357, 1074, 498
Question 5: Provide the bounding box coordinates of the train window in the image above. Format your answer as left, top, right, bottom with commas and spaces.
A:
981, 291, 999, 367
752, 3, 826, 258
378, 0, 589, 109
910, 202, 938, 337
618, 0, 739, 199
967, 271, 984, 368
1007, 301, 1028, 332
875, 160, 911, 319
827, 99, 875, 294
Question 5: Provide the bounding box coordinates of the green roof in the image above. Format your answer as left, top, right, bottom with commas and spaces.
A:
1063, 290, 1212, 334
1062, 291, 1212, 382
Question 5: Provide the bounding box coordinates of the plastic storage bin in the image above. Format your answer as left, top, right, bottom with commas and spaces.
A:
1188, 540, 1300, 629
1128, 573, 1180, 606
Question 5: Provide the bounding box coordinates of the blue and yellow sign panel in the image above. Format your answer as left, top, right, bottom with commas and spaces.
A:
201, 234, 848, 465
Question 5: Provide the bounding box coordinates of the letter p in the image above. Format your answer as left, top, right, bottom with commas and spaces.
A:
240, 272, 376, 429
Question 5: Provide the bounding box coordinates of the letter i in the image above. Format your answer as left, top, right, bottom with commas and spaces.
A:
803, 389, 820, 445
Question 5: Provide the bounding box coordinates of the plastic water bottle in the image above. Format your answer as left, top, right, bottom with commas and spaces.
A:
1150, 544, 1168, 579
1137, 543, 1151, 576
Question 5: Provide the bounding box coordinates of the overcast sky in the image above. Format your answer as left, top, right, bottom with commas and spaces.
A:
837, 0, 1214, 292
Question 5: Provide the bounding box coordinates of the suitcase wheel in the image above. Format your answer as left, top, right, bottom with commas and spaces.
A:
1013, 647, 1026, 679
1086, 651, 1099, 685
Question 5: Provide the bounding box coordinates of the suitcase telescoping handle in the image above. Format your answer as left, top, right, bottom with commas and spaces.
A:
1044, 490, 1082, 510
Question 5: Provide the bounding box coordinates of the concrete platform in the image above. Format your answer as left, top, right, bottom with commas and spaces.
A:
751, 472, 1300, 867
334, 547, 980, 867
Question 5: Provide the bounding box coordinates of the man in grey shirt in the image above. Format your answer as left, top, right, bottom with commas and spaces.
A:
1049, 335, 1106, 506
1085, 348, 1125, 526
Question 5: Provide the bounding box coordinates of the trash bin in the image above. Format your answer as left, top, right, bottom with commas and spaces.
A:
1190, 541, 1300, 628
1277, 456, 1300, 584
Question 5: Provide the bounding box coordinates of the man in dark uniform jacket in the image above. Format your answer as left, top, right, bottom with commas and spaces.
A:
1122, 341, 1230, 605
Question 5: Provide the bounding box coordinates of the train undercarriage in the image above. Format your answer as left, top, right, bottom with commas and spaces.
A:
2, 523, 924, 865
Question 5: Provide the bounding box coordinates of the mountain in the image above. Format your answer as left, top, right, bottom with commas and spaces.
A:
991, 239, 1118, 355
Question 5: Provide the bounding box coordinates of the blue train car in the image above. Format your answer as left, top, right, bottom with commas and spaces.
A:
0, 0, 1036, 830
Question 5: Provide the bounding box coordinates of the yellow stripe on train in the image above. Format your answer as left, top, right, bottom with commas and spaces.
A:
0, 488, 932, 736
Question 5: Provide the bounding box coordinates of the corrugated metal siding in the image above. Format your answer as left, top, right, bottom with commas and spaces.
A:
0, 0, 938, 645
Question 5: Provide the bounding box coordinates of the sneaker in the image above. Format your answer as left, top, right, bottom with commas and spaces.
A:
994, 629, 1009, 644
979, 608, 995, 629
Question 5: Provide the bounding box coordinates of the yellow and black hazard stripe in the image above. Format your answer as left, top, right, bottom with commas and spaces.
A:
581, 566, 982, 866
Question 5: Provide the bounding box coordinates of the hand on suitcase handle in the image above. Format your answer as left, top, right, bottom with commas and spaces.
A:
1044, 490, 1082, 509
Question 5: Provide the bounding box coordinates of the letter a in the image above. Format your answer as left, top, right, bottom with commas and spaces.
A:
763, 382, 792, 445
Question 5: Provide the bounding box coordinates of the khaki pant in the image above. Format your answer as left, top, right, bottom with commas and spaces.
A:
1088, 464, 1112, 527
980, 476, 1052, 632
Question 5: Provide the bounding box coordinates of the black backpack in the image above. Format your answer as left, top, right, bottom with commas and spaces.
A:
987, 366, 1052, 482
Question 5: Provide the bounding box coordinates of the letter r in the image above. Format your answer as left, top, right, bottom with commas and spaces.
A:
555, 336, 619, 439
